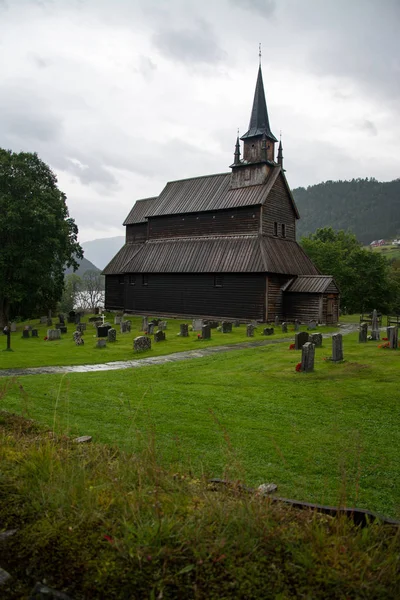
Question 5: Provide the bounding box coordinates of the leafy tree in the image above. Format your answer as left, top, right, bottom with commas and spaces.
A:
301, 228, 399, 314
0, 149, 82, 326
76, 270, 105, 311
59, 273, 82, 314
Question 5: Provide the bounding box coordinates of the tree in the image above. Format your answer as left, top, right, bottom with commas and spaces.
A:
0, 149, 82, 326
59, 273, 82, 314
301, 227, 399, 314
76, 270, 105, 312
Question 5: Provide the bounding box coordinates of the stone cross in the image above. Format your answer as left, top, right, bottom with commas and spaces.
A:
179, 323, 189, 337
201, 324, 211, 339
359, 322, 368, 343
332, 333, 343, 362
134, 336, 151, 352
309, 333, 322, 347
154, 330, 166, 342
246, 324, 255, 337
281, 322, 288, 333
301, 342, 315, 372
221, 321, 232, 333
295, 331, 309, 350
107, 328, 117, 342
388, 326, 398, 349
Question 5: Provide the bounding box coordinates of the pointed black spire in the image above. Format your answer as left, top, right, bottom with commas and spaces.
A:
233, 133, 241, 165
241, 66, 277, 142
277, 137, 283, 167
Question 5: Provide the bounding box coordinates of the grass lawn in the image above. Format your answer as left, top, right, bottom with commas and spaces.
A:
1, 313, 338, 369
2, 331, 399, 519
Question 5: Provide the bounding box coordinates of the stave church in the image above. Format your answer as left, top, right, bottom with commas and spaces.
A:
103, 65, 339, 324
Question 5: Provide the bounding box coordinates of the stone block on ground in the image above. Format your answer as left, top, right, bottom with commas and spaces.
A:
47, 329, 61, 341
388, 326, 398, 349
246, 324, 255, 337
221, 321, 232, 333
142, 316, 149, 331
22, 330, 30, 338
107, 328, 117, 342
274, 316, 280, 326
263, 327, 274, 336
159, 320, 168, 331
281, 322, 288, 333
359, 322, 368, 343
28, 582, 73, 599
31, 329, 38, 338
10, 322, 17, 332
147, 323, 155, 335
257, 483, 278, 495
134, 336, 151, 352
97, 326, 109, 337
154, 330, 166, 342
202, 324, 211, 339
208, 320, 219, 329
192, 318, 203, 331
309, 333, 322, 347
233, 320, 240, 327
295, 331, 309, 350
301, 342, 315, 372
179, 323, 189, 337
294, 319, 301, 331
307, 320, 317, 330
332, 333, 343, 362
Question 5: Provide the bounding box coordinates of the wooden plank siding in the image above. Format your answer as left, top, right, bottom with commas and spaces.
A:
283, 293, 323, 323
148, 206, 261, 240
262, 174, 296, 240
267, 274, 292, 321
105, 275, 125, 310
126, 223, 148, 243
124, 273, 266, 320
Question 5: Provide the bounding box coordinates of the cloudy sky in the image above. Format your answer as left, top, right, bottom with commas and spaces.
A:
1, 0, 399, 242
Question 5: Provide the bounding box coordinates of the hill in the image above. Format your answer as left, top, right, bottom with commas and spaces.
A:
81, 236, 125, 270
64, 256, 100, 277
293, 178, 400, 244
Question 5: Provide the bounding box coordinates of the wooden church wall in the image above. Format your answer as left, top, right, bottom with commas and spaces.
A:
267, 274, 292, 321
262, 175, 296, 240
283, 293, 322, 323
126, 223, 148, 243
105, 275, 125, 310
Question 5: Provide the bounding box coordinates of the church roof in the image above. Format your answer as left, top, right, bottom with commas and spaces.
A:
112, 236, 319, 276
282, 275, 339, 294
241, 66, 278, 142
102, 242, 143, 275
123, 196, 159, 225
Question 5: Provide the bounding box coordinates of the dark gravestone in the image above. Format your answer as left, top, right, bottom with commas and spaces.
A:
22, 330, 30, 339
74, 314, 81, 325
179, 323, 189, 337
59, 327, 69, 335
301, 342, 315, 372
148, 323, 155, 335
295, 331, 309, 350
142, 316, 148, 331
208, 321, 219, 329
150, 318, 160, 326
134, 336, 151, 352
67, 310, 76, 324
58, 313, 65, 325
31, 329, 38, 338
281, 322, 288, 333
77, 323, 86, 332
154, 330, 166, 342
97, 326, 109, 338
274, 315, 279, 327
309, 333, 322, 347
221, 321, 232, 333
263, 327, 274, 336
388, 326, 398, 349
202, 324, 211, 339
233, 320, 240, 327
47, 318, 53, 327
332, 333, 343, 362
246, 324, 255, 337
359, 322, 368, 343
107, 328, 117, 342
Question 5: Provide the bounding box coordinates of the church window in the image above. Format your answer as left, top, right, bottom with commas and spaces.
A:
282, 224, 286, 238
274, 222, 278, 236
142, 274, 148, 286
214, 275, 223, 288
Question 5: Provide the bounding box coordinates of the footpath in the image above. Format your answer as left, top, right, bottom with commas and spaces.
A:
0, 325, 358, 378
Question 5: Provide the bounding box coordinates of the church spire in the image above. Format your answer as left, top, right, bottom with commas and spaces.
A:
277, 135, 283, 167
233, 132, 241, 165
241, 65, 278, 143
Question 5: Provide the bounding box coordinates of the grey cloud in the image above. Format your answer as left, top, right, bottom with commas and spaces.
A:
136, 55, 157, 81
31, 55, 50, 69
153, 19, 224, 65
229, 0, 276, 18
362, 120, 378, 137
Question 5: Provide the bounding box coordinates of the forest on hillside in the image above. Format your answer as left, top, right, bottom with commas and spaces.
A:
293, 178, 400, 244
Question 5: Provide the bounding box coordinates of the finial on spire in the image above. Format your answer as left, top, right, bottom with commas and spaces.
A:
259, 43, 262, 66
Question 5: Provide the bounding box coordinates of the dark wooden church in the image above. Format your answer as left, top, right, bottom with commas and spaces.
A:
104, 66, 339, 323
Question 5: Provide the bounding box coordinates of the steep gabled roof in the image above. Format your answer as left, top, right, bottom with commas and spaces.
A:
123, 196, 159, 225
241, 66, 278, 142
282, 275, 339, 294
102, 243, 144, 275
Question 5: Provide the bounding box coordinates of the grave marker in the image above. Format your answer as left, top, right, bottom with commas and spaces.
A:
246, 324, 255, 337
47, 329, 61, 341
281, 322, 288, 333
295, 331, 309, 350
309, 333, 322, 347
307, 320, 317, 330
107, 328, 117, 342
294, 319, 301, 332
179, 323, 189, 337
301, 342, 315, 372
192, 319, 203, 331
154, 330, 166, 342
134, 336, 151, 352
10, 322, 17, 332
332, 333, 343, 362
221, 321, 232, 333
371, 309, 380, 340
274, 315, 279, 327
96, 339, 106, 348
142, 316, 148, 332
263, 327, 274, 336
359, 322, 368, 343
202, 324, 211, 339
388, 326, 398, 349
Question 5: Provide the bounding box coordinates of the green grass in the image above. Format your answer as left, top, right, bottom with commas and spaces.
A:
0, 313, 338, 369
2, 331, 399, 519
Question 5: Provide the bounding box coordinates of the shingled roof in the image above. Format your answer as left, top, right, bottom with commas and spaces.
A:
102, 243, 144, 275
282, 275, 339, 294
123, 196, 159, 225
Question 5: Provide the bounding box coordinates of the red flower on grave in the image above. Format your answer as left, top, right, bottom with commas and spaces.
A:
295, 362, 302, 372
289, 343, 295, 350
44, 336, 48, 341
382, 337, 388, 341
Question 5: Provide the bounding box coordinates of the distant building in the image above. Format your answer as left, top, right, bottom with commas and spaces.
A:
103, 66, 339, 324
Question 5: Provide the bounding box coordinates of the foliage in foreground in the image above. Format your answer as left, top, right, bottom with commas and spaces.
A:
0, 412, 399, 600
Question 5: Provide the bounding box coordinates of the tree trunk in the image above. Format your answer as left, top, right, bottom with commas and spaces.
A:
0, 298, 10, 329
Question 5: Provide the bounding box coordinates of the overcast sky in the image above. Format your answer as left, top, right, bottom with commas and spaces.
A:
1, 0, 399, 242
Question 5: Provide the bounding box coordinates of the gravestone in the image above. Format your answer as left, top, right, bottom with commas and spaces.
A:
58, 314, 65, 325
114, 316, 122, 325
307, 320, 317, 330
107, 328, 117, 342
274, 315, 279, 327
246, 324, 255, 337
208, 321, 219, 329
10, 322, 17, 332
120, 321, 131, 334
97, 326, 109, 337
148, 323, 155, 335
159, 321, 168, 331
221, 321, 232, 333
55, 323, 63, 330
202, 324, 211, 339
295, 331, 309, 350
388, 326, 398, 349
179, 323, 189, 337
281, 322, 288, 333
73, 331, 84, 345
309, 333, 322, 347
192, 318, 203, 331
40, 316, 47, 324
31, 329, 38, 338
134, 336, 151, 352
233, 320, 240, 327
74, 313, 81, 324
73, 331, 81, 342
332, 333, 343, 362
263, 327, 274, 336
301, 342, 315, 372
150, 318, 160, 326
47, 318, 53, 326
359, 322, 368, 343
96, 339, 107, 348
22, 330, 30, 339
77, 323, 87, 332
67, 311, 76, 324
47, 329, 61, 341
294, 319, 301, 332
154, 330, 166, 342
371, 309, 380, 341
142, 316, 148, 331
